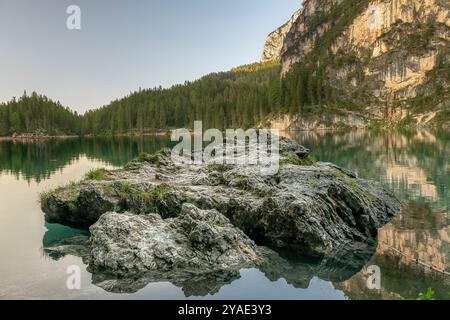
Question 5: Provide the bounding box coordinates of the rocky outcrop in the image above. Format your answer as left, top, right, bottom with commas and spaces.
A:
261, 8, 302, 62
41, 135, 401, 278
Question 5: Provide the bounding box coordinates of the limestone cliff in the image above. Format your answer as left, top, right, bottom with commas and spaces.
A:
267, 0, 450, 128
261, 8, 302, 62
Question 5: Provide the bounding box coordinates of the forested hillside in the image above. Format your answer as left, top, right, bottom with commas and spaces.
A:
82, 62, 283, 135
0, 60, 346, 136
0, 92, 82, 136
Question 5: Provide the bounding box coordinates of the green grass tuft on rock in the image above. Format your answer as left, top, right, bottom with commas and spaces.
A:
118, 182, 172, 214
85, 168, 108, 181
39, 181, 79, 207
40, 191, 52, 207
135, 149, 166, 165
280, 152, 315, 166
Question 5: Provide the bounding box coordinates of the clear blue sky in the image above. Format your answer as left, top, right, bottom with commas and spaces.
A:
0, 0, 300, 112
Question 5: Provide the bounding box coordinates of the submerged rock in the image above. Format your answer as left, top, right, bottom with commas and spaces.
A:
41, 134, 401, 276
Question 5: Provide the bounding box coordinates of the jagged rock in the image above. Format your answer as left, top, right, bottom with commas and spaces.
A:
42, 181, 120, 229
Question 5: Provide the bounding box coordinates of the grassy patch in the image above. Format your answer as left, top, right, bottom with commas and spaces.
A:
251, 189, 274, 198
40, 190, 53, 207
280, 152, 315, 166
234, 176, 248, 189
85, 168, 108, 181
134, 149, 166, 167
39, 181, 79, 207
228, 175, 273, 197
332, 170, 348, 179
118, 183, 172, 214
345, 178, 358, 189
331, 170, 376, 203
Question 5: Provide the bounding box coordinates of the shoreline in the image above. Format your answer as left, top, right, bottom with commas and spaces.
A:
0, 135, 80, 142
1, 127, 444, 142
0, 131, 171, 142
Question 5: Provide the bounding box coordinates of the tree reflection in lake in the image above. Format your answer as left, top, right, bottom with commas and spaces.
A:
0, 136, 173, 183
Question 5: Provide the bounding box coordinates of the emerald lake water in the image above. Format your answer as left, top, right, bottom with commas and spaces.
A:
0, 131, 449, 300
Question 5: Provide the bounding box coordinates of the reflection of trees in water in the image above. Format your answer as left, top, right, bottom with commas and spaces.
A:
289, 129, 450, 211
0, 136, 173, 182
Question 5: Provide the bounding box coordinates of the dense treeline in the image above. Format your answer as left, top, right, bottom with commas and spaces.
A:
0, 61, 337, 136
279, 64, 335, 114
82, 64, 282, 135
0, 92, 82, 136
81, 60, 339, 135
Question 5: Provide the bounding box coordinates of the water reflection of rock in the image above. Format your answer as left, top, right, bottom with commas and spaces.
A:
334, 202, 450, 300
42, 224, 377, 297
91, 270, 243, 297
42, 223, 90, 261
44, 210, 448, 299
258, 243, 377, 289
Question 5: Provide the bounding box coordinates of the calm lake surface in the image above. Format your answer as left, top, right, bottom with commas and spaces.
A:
0, 131, 449, 300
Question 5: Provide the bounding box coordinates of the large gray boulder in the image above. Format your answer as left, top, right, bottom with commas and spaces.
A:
88, 203, 260, 276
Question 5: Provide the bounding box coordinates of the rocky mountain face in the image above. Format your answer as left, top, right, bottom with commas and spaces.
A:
261, 9, 302, 62
262, 0, 450, 128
